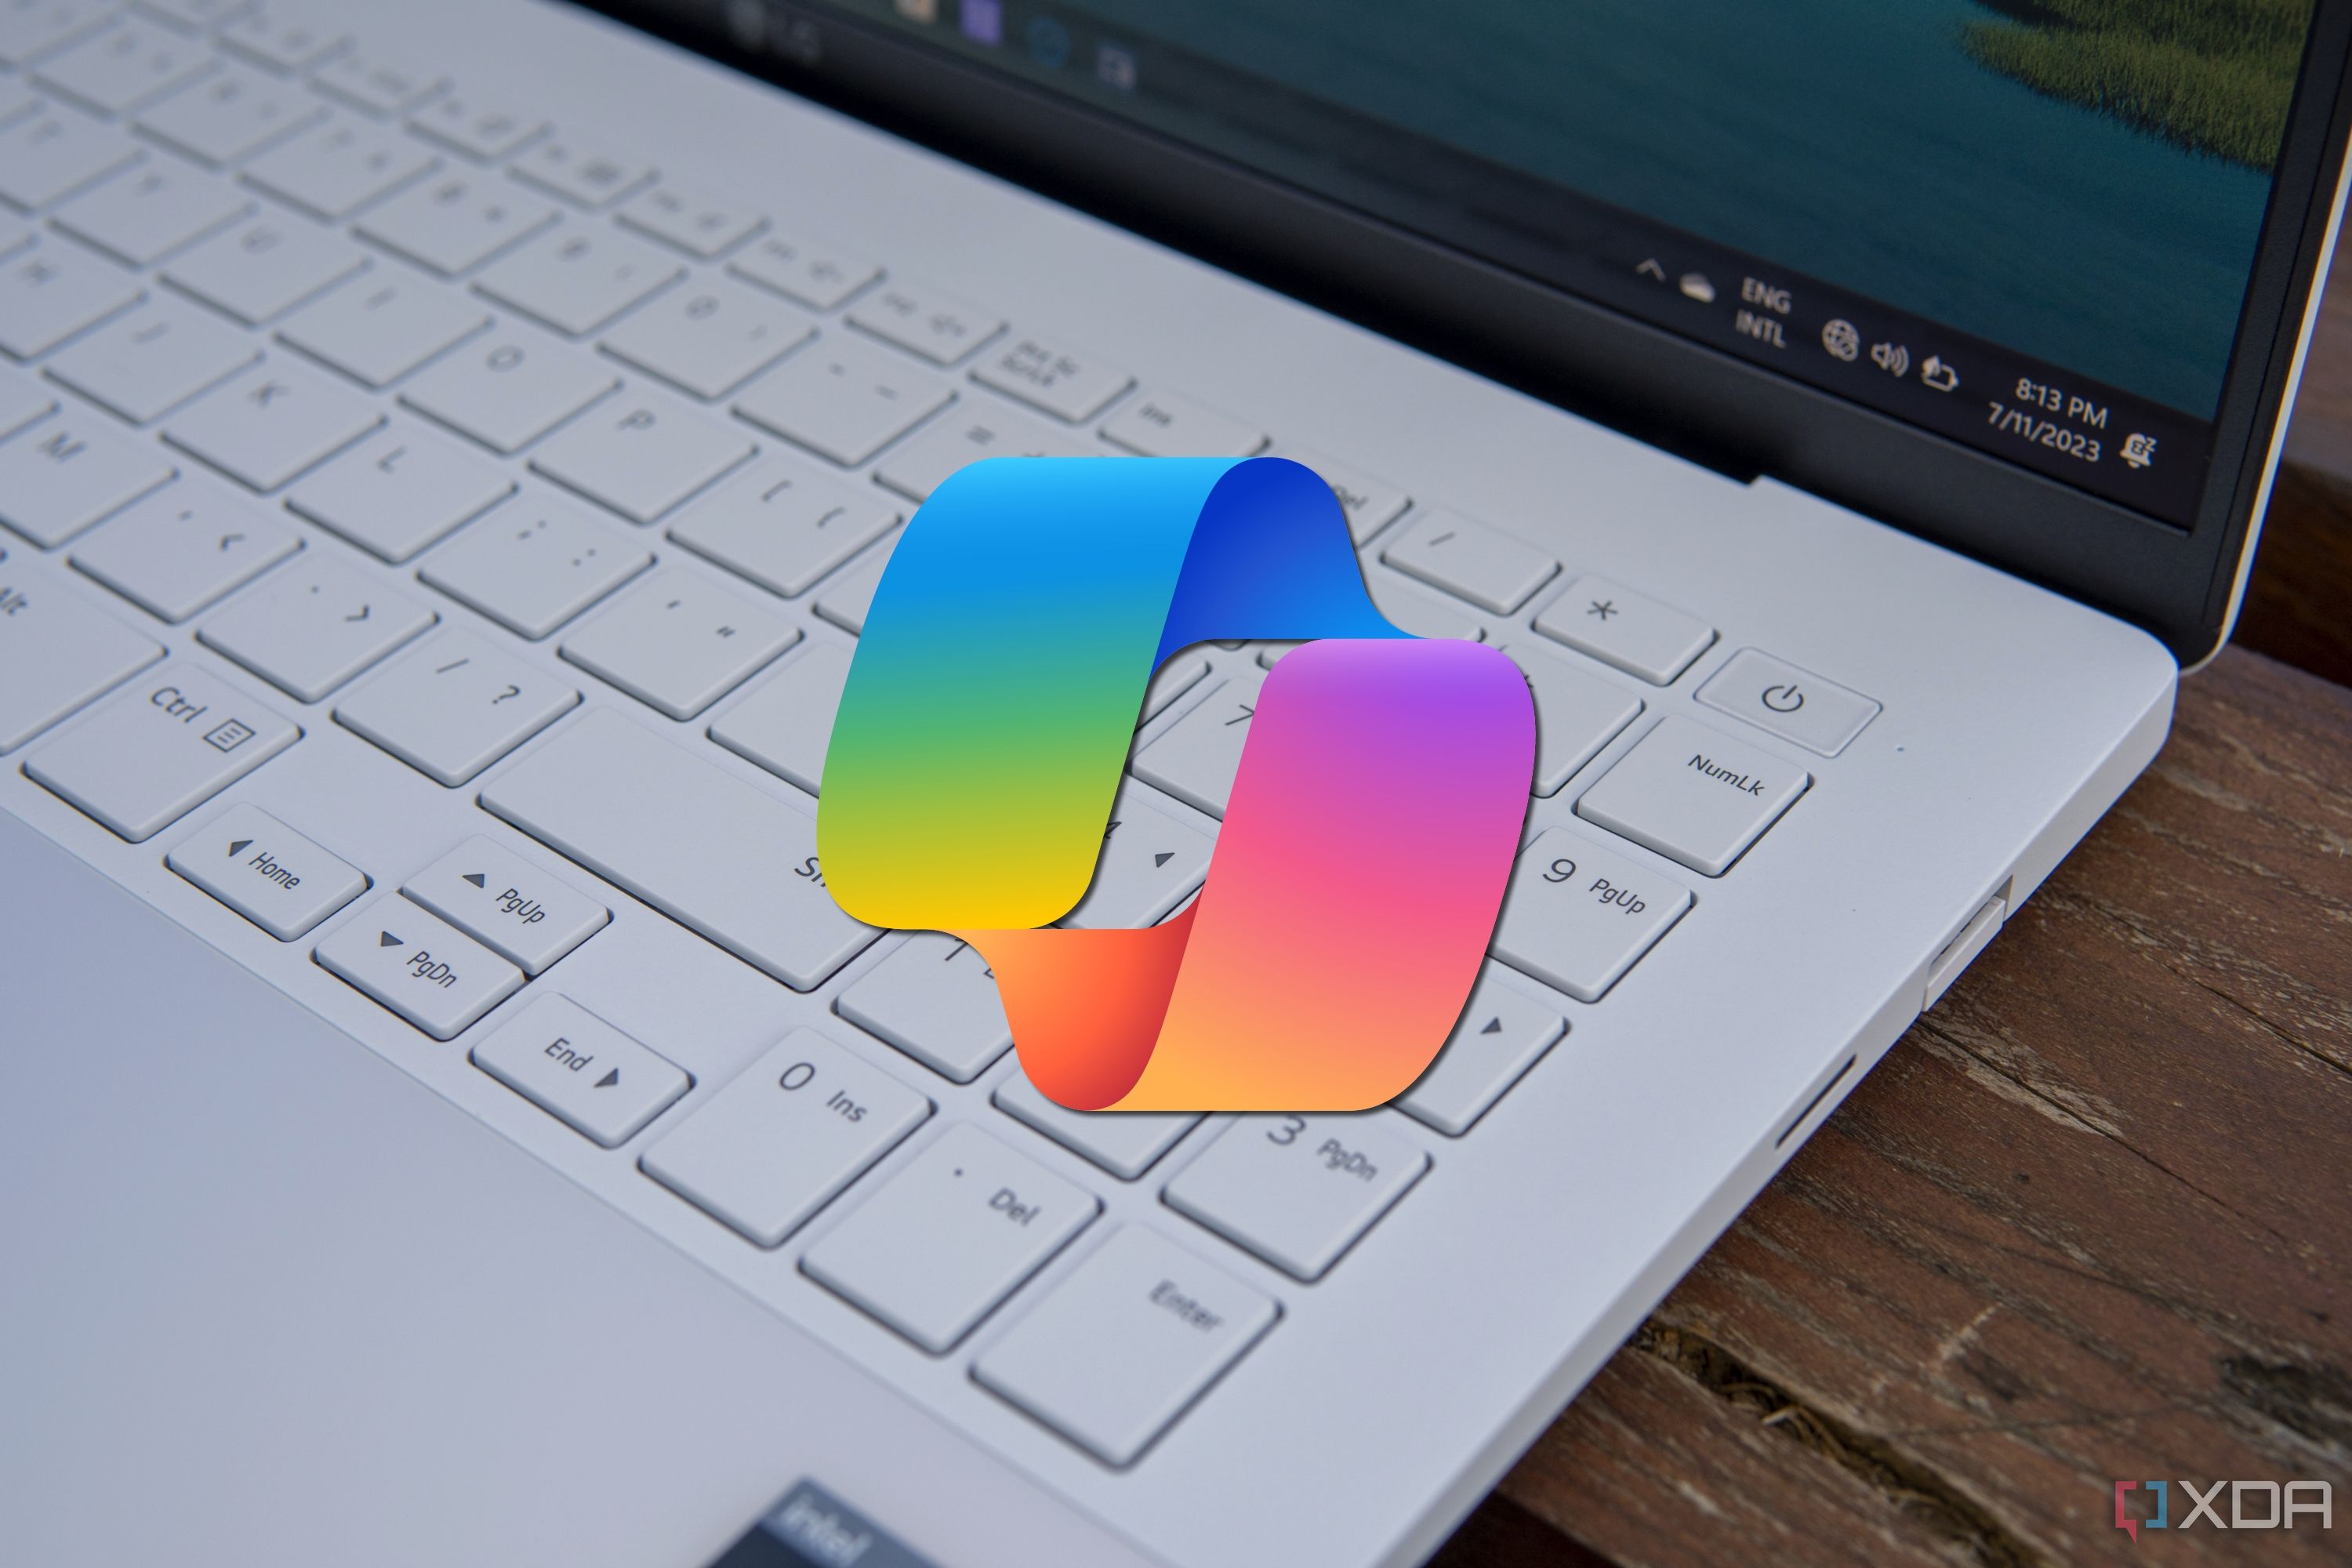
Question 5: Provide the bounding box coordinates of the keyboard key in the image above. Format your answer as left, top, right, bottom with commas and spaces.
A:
481, 709, 879, 989
308, 48, 443, 118
135, 60, 321, 165
528, 394, 753, 522
0, 237, 141, 357
199, 552, 434, 700
1490, 826, 1692, 1001
354, 169, 554, 276
992, 1072, 1199, 1181
0, 82, 34, 135
1132, 666, 1265, 819
559, 568, 798, 720
1574, 714, 1809, 876
1393, 968, 1566, 1136
1534, 575, 1715, 684
706, 640, 849, 796
508, 136, 648, 209
1694, 647, 1880, 757
837, 934, 1014, 1083
136, 0, 252, 30
471, 993, 688, 1146
0, 560, 162, 751
641, 1026, 930, 1247
69, 474, 298, 619
975, 1225, 1276, 1467
165, 359, 381, 489
0, 107, 141, 209
216, 9, 344, 72
1274, 447, 1409, 543
241, 115, 434, 218
277, 265, 488, 387
802, 1123, 1099, 1353
725, 225, 878, 307
475, 225, 680, 336
1163, 1113, 1428, 1283
969, 333, 1131, 423
812, 535, 892, 634
285, 423, 511, 561
874, 398, 1091, 503
0, 0, 108, 65
601, 274, 811, 400
314, 892, 522, 1040
667, 453, 899, 598
333, 630, 576, 786
52, 154, 248, 263
619, 180, 765, 260
162, 212, 365, 323
36, 19, 212, 115
45, 295, 257, 421
0, 210, 31, 257
0, 408, 175, 546
1380, 509, 1558, 615
165, 800, 366, 940
0, 368, 51, 434
1367, 576, 1485, 642
1139, 653, 1210, 721
405, 90, 543, 162
734, 332, 953, 467
1062, 782, 1212, 928
846, 279, 1003, 367
1101, 390, 1266, 458
398, 328, 615, 452
1501, 640, 1643, 796
417, 494, 648, 638
400, 836, 608, 976
24, 662, 297, 840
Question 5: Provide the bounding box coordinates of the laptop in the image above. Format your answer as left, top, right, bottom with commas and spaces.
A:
2, 1, 2343, 1563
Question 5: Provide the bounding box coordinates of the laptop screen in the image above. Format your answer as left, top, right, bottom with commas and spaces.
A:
775, 0, 2322, 530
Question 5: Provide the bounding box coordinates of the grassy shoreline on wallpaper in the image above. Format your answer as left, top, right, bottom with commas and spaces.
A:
1962, 0, 2311, 169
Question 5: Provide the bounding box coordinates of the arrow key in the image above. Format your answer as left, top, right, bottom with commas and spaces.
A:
1062, 781, 1213, 929
1394, 965, 1566, 1136
314, 893, 523, 1039
401, 834, 609, 975
472, 993, 691, 1148
167, 801, 368, 941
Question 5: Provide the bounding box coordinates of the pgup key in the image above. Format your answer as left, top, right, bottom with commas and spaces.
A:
315, 893, 524, 1039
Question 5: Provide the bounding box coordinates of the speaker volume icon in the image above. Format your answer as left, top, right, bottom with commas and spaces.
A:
1870, 341, 1911, 377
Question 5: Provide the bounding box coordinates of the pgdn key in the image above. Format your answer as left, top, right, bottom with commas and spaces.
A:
316, 894, 524, 1039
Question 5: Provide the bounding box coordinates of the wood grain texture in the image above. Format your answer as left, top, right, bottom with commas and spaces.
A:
1440, 263, 2352, 1566
1472, 648, 2352, 1568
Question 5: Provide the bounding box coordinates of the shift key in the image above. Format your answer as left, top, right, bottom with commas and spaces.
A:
478, 708, 879, 990
24, 666, 298, 842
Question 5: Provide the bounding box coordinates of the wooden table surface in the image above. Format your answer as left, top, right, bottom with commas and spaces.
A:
1434, 272, 2352, 1567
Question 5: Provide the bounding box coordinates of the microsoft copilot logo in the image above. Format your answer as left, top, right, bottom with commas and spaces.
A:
818, 457, 1535, 1111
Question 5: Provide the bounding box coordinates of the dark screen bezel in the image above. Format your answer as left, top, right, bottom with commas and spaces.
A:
587, 0, 2352, 665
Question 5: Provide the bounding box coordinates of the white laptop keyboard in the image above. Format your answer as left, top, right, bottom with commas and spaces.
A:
0, 0, 1871, 1474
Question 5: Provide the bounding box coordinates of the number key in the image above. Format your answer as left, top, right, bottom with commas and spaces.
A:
1163, 1113, 1428, 1282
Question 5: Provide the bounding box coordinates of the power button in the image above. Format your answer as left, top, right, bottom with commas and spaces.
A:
1696, 649, 1880, 756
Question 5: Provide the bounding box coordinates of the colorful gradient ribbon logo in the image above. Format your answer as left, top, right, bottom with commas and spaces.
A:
819, 457, 1534, 1110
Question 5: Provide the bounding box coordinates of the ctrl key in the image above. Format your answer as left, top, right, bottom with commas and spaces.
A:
315, 895, 524, 1040
24, 668, 298, 843
977, 1226, 1278, 1468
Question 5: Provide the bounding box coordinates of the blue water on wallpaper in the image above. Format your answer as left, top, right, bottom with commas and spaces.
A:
1078, 0, 2276, 416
